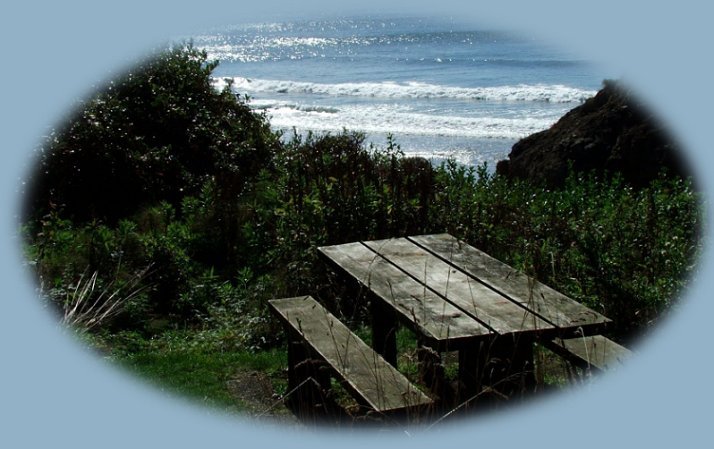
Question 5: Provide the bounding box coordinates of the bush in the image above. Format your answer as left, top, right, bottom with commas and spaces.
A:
25, 43, 280, 225
22, 42, 702, 345
430, 164, 702, 339
274, 131, 434, 251
255, 131, 438, 316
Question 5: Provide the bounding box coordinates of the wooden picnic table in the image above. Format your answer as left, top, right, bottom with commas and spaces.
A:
318, 233, 612, 401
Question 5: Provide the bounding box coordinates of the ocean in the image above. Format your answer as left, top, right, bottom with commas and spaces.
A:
192, 16, 608, 168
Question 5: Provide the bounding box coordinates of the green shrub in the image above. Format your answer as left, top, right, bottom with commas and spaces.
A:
22, 42, 702, 345
271, 131, 434, 263
25, 43, 280, 225
430, 163, 702, 339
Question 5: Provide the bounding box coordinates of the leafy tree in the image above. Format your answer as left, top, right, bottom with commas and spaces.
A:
25, 43, 280, 225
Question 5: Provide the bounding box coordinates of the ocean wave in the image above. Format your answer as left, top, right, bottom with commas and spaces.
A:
214, 77, 595, 103
249, 100, 340, 114
261, 103, 555, 140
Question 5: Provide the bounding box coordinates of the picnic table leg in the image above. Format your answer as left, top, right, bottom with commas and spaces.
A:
458, 342, 486, 404
371, 299, 398, 367
287, 339, 333, 420
483, 336, 536, 397
286, 339, 312, 414
287, 339, 308, 391
516, 336, 536, 391
288, 340, 331, 389
417, 342, 452, 404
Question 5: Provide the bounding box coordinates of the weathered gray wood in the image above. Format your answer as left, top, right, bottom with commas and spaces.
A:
269, 296, 433, 414
318, 234, 617, 403
409, 234, 610, 333
544, 335, 633, 371
319, 242, 491, 349
364, 238, 551, 336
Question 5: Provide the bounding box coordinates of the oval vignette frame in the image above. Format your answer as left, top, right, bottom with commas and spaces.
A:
2, 1, 713, 448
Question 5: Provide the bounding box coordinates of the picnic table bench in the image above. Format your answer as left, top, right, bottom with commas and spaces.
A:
318, 233, 616, 401
544, 334, 633, 372
268, 295, 433, 421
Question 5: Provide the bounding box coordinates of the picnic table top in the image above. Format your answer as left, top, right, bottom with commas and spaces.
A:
318, 233, 610, 350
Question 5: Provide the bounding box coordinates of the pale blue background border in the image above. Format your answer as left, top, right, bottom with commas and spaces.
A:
2, 1, 712, 447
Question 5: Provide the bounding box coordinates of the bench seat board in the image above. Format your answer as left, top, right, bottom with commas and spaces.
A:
546, 335, 633, 371
409, 234, 611, 333
269, 296, 433, 413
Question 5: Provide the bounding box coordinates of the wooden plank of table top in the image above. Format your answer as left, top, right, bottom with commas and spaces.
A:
409, 234, 611, 331
269, 296, 433, 412
319, 242, 491, 347
363, 238, 551, 336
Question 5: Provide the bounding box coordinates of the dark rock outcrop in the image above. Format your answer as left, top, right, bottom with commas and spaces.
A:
496, 80, 689, 188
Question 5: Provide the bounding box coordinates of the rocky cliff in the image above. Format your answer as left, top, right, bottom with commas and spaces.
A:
495, 81, 689, 188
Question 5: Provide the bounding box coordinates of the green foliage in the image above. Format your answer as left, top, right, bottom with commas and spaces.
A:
277, 131, 433, 244
26, 43, 280, 224
430, 164, 702, 338
22, 42, 703, 369
28, 132, 702, 341
266, 131, 434, 293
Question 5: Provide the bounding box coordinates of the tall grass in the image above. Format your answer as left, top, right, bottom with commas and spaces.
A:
431, 163, 702, 340
27, 136, 702, 342
24, 132, 703, 423
45, 265, 152, 331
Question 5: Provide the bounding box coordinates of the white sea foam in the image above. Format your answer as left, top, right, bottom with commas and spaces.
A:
248, 99, 340, 114
405, 148, 491, 167
214, 77, 595, 103
197, 17, 605, 166
260, 102, 555, 140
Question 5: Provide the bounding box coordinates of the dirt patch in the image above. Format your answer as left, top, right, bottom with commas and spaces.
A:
226, 369, 298, 425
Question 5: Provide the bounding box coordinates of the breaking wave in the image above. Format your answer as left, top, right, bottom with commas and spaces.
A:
214, 77, 596, 103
